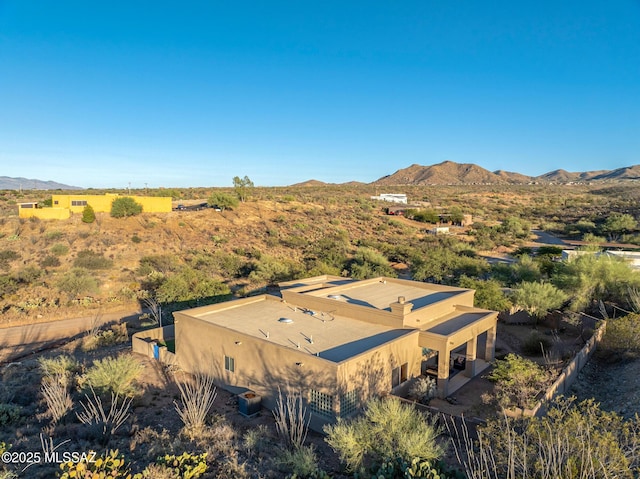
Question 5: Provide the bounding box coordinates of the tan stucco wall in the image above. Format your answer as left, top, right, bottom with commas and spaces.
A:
174, 311, 339, 405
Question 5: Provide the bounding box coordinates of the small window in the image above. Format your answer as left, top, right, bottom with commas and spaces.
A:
224, 355, 235, 373
339, 390, 359, 418
71, 200, 87, 206
391, 363, 409, 388
310, 390, 334, 418
54, 200, 59, 205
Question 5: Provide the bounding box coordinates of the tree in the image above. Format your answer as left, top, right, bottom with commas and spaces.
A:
324, 397, 445, 473
487, 353, 550, 410
602, 213, 637, 242
232, 175, 254, 202
512, 281, 567, 319
348, 247, 396, 279
458, 276, 512, 311
110, 197, 143, 218
81, 204, 96, 223
207, 191, 239, 211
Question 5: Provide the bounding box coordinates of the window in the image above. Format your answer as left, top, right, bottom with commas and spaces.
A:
20, 204, 33, 209
391, 362, 409, 388
71, 200, 87, 206
54, 200, 59, 205
224, 355, 235, 373
310, 390, 334, 418
339, 390, 359, 418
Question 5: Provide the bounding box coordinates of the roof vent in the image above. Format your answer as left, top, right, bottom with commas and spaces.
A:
278, 318, 294, 324
328, 294, 342, 300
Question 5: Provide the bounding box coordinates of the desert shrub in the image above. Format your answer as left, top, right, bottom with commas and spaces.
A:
521, 331, 553, 356
0, 275, 18, 298
487, 354, 550, 410
208, 191, 238, 211
242, 424, 270, 458
273, 387, 309, 450
174, 373, 217, 437
50, 243, 69, 256
0, 250, 20, 262
348, 246, 396, 279
248, 255, 304, 284
15, 265, 42, 283
81, 204, 96, 223
80, 354, 144, 397
73, 250, 113, 270
409, 376, 437, 404
45, 230, 64, 242
40, 255, 61, 268
138, 254, 183, 275
512, 281, 567, 319
156, 267, 231, 304
76, 387, 133, 441
56, 268, 99, 298
0, 404, 22, 426
324, 397, 444, 473
276, 445, 322, 478
39, 355, 79, 377
453, 397, 640, 479
598, 313, 640, 362
41, 373, 73, 424
131, 234, 141, 243
110, 196, 143, 217
458, 276, 512, 311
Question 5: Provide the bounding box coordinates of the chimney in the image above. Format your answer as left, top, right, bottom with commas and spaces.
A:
390, 296, 413, 317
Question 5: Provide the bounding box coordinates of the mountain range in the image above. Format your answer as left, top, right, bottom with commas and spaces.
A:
371, 161, 640, 186
0, 176, 82, 190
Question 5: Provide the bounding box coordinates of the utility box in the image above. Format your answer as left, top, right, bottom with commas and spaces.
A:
238, 391, 261, 417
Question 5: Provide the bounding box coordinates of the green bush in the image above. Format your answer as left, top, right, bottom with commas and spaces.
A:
80, 354, 144, 397
51, 243, 69, 256
324, 397, 444, 473
73, 250, 113, 270
81, 204, 96, 223
0, 404, 22, 426
111, 197, 143, 218
487, 354, 550, 410
598, 313, 640, 362
40, 255, 61, 268
56, 268, 99, 298
521, 331, 553, 356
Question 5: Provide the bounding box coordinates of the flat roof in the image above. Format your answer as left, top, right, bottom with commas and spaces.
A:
425, 311, 492, 336
305, 279, 465, 311
190, 296, 416, 363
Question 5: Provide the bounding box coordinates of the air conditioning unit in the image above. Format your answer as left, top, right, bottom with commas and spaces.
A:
238, 391, 261, 417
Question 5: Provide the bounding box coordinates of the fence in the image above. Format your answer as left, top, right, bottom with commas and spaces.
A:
505, 321, 606, 418
132, 324, 176, 365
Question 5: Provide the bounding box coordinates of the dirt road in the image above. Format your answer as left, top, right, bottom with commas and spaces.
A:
0, 309, 141, 363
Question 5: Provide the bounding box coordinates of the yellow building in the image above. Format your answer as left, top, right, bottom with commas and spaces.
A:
18, 193, 172, 219
172, 275, 498, 430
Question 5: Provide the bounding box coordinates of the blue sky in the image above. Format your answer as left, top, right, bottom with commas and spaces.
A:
1, 1, 639, 188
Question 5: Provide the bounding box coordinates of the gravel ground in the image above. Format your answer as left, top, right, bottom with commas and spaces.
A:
569, 356, 640, 419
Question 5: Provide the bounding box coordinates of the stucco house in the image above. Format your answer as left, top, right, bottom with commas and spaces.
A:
172, 275, 497, 430
18, 193, 172, 219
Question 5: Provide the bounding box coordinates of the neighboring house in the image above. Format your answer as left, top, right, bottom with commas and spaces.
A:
370, 193, 408, 204
18, 193, 172, 219
562, 249, 640, 270
172, 275, 497, 430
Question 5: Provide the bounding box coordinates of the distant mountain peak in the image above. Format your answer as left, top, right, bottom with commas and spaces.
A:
0, 176, 82, 190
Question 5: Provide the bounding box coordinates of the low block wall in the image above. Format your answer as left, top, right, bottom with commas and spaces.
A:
505, 322, 606, 418
132, 325, 176, 364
